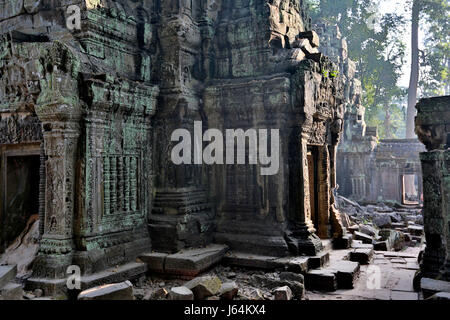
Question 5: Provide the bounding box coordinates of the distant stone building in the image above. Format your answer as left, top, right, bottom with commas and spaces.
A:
0, 0, 347, 294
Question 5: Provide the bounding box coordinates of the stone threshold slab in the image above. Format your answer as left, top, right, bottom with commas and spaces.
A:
139, 244, 228, 277
26, 262, 147, 296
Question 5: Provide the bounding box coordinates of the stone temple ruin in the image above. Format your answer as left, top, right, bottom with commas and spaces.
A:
0, 0, 448, 301
0, 0, 350, 296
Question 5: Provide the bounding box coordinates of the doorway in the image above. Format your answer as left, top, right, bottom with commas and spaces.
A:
402, 174, 420, 205
307, 146, 319, 231
1, 146, 40, 253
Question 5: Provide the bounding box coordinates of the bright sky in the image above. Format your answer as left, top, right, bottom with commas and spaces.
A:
378, 0, 427, 88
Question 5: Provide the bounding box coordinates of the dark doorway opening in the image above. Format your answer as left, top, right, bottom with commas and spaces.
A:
307, 146, 319, 231
1, 153, 40, 253
402, 174, 420, 205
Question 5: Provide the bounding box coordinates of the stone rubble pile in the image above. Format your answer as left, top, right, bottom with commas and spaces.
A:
336, 195, 424, 251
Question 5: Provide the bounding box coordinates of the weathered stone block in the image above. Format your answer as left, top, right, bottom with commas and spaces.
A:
421, 278, 450, 299
219, 282, 238, 300
349, 248, 373, 265
77, 281, 134, 300
305, 270, 337, 292
169, 286, 194, 301
184, 276, 222, 300
353, 231, 373, 244
164, 244, 228, 277
274, 286, 293, 300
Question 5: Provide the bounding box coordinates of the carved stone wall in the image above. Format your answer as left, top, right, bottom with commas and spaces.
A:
1, 1, 158, 294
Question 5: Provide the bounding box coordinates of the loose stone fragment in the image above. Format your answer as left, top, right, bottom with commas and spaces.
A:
274, 286, 292, 300
169, 286, 194, 300
184, 276, 222, 300
219, 282, 238, 300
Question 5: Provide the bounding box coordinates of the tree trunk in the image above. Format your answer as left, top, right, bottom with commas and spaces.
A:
405, 0, 420, 139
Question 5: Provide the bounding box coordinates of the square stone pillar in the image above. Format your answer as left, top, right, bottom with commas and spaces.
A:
415, 96, 450, 280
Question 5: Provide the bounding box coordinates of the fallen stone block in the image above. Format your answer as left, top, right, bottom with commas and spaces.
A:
421, 278, 450, 299
353, 231, 373, 244
0, 265, 17, 289
305, 270, 337, 292
359, 225, 378, 237
372, 213, 392, 228
185, 275, 222, 300
164, 244, 228, 277
274, 286, 292, 300
347, 225, 360, 234
407, 225, 424, 236
220, 282, 238, 300
426, 292, 450, 300
0, 282, 23, 300
169, 286, 194, 300
328, 261, 360, 289
349, 248, 373, 265
78, 281, 134, 300
374, 240, 390, 251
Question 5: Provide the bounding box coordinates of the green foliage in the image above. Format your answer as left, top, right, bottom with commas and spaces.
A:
419, 0, 450, 96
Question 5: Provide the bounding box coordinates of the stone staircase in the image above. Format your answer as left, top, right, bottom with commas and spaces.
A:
0, 265, 23, 300
139, 239, 367, 293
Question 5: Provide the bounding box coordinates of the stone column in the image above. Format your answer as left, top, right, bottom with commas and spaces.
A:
415, 96, 450, 280
28, 50, 82, 290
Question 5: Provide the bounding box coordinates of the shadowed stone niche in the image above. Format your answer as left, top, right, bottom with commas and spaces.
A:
415, 96, 450, 280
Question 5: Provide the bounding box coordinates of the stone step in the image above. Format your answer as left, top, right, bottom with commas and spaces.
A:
305, 269, 337, 292
221, 252, 309, 274
304, 260, 360, 292
0, 265, 17, 289
333, 234, 353, 249
307, 251, 330, 269
140, 244, 228, 277
349, 248, 374, 265
0, 282, 23, 300
326, 261, 360, 289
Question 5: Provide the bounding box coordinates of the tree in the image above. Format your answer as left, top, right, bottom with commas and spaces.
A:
405, 0, 420, 139
420, 0, 450, 96
307, 0, 407, 139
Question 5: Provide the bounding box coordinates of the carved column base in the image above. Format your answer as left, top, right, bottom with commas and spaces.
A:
149, 187, 215, 253
285, 225, 324, 256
